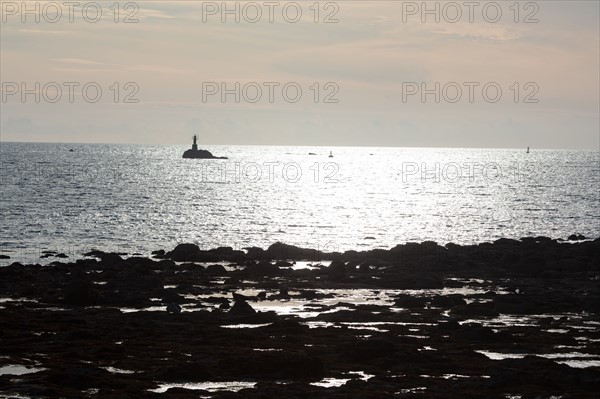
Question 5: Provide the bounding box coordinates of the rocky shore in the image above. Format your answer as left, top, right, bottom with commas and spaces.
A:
1, 237, 599, 398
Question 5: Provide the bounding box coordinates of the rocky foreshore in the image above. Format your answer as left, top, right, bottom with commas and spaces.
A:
1, 237, 599, 398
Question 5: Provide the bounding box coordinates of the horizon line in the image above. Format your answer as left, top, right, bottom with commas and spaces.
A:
1, 140, 598, 152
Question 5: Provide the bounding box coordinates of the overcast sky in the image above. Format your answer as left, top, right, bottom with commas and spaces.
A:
1, 1, 598, 149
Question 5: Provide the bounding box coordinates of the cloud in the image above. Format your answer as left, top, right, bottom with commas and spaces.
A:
17, 28, 73, 35
2, 116, 37, 135
138, 8, 176, 20
0, 1, 597, 149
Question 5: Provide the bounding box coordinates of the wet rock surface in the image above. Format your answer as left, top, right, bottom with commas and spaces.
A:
1, 238, 599, 398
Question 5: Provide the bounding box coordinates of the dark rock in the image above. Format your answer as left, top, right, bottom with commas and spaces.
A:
232, 292, 251, 302
244, 246, 265, 259
206, 247, 246, 262
0, 254, 10, 259
166, 303, 182, 314
63, 278, 98, 306
163, 289, 184, 304
269, 287, 290, 300
453, 324, 498, 342
393, 295, 428, 308
267, 319, 306, 334
99, 253, 123, 266
275, 260, 293, 267
183, 148, 227, 159
438, 319, 461, 332
327, 260, 346, 280
489, 355, 590, 389
415, 274, 444, 289
493, 294, 539, 314
157, 259, 176, 269
358, 262, 372, 272
206, 264, 227, 275
267, 242, 327, 261
166, 243, 202, 262
151, 249, 165, 256
223, 351, 325, 379
153, 361, 213, 381
451, 303, 499, 317
45, 365, 120, 389
84, 250, 104, 257
245, 261, 280, 276
229, 300, 256, 316
430, 294, 467, 308
348, 338, 397, 360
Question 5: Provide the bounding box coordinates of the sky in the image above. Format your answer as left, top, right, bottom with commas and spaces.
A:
0, 0, 599, 149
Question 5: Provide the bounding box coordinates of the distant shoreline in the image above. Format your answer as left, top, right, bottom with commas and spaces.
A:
2, 141, 599, 152
2, 236, 598, 266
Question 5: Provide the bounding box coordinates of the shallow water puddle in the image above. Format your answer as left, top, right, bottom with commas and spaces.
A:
303, 321, 337, 329
0, 297, 39, 304
119, 306, 165, 313
397, 387, 427, 394
555, 359, 600, 368
310, 377, 350, 387
252, 302, 354, 318
291, 261, 320, 270
309, 371, 374, 387
221, 323, 272, 329
341, 323, 389, 332
0, 364, 47, 375
347, 371, 375, 381
477, 350, 600, 368
252, 348, 282, 352
180, 286, 510, 318
101, 366, 137, 374
149, 381, 256, 393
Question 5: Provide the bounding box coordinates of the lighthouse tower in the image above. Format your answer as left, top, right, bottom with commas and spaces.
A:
182, 133, 227, 159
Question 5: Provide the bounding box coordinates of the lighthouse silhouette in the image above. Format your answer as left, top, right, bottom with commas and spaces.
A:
182, 134, 227, 159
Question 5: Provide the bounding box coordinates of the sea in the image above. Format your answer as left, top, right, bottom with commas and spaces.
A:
0, 142, 598, 264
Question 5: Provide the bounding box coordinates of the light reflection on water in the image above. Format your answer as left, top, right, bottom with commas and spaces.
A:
101, 366, 137, 374
1, 144, 598, 259
149, 381, 257, 393
476, 350, 600, 368
0, 364, 46, 376
310, 377, 349, 388
221, 323, 272, 329
187, 286, 509, 317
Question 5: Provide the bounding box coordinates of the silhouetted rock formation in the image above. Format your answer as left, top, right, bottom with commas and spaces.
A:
182, 134, 227, 159
1, 236, 599, 398
229, 298, 256, 316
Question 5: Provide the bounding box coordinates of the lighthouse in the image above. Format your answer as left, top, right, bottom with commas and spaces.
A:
182, 134, 228, 159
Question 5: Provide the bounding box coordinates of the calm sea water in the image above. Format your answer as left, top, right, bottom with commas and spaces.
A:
0, 142, 598, 263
